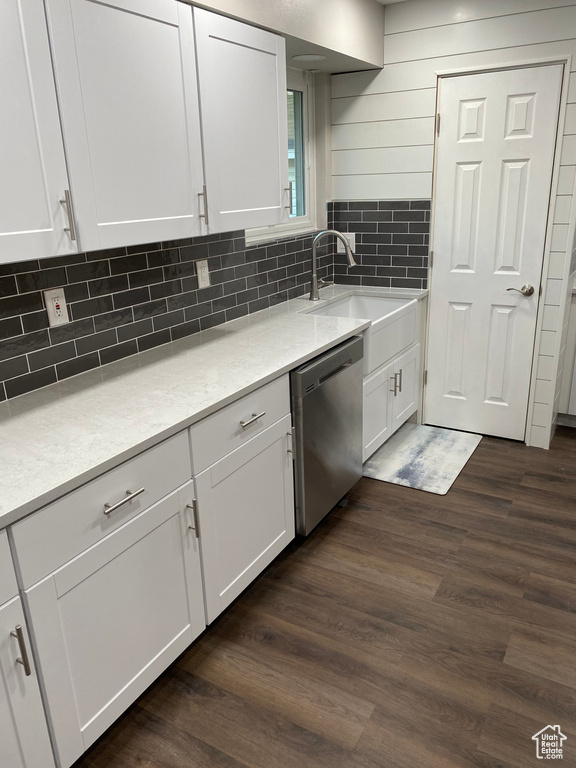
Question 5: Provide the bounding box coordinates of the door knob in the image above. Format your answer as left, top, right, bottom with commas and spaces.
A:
506, 284, 534, 297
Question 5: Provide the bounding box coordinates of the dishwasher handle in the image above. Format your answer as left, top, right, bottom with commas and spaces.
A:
291, 336, 364, 398
319, 360, 352, 386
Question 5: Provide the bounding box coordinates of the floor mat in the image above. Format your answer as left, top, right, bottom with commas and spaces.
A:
363, 423, 482, 495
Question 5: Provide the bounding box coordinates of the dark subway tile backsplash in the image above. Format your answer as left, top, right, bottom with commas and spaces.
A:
328, 200, 430, 290
0, 202, 430, 401
0, 229, 327, 400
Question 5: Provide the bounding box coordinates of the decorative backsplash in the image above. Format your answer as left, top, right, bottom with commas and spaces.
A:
0, 231, 331, 401
328, 200, 430, 289
0, 199, 430, 401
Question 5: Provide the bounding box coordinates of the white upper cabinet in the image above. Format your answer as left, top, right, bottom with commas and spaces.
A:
193, 8, 289, 232
0, 0, 77, 264
44, 0, 205, 251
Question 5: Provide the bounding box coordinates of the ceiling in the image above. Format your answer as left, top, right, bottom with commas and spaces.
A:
286, 0, 409, 74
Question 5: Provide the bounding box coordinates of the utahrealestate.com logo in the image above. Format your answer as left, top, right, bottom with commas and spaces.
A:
532, 725, 567, 759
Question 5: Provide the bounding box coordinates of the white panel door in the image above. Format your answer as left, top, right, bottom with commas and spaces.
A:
0, 0, 76, 263
44, 0, 205, 252
0, 596, 55, 768
24, 487, 205, 768
195, 415, 295, 624
193, 8, 289, 231
426, 65, 563, 440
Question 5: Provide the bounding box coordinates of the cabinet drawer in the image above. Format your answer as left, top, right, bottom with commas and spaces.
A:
12, 431, 191, 589
0, 531, 17, 605
190, 375, 290, 473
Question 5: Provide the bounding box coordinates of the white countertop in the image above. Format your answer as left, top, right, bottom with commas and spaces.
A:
0, 286, 427, 528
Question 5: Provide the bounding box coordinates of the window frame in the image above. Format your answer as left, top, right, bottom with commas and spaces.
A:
246, 68, 318, 245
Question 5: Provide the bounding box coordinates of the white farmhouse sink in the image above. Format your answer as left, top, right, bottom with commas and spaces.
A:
308, 294, 418, 374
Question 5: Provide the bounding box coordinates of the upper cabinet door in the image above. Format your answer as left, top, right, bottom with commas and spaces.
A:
193, 8, 289, 232
0, 0, 77, 264
44, 0, 205, 252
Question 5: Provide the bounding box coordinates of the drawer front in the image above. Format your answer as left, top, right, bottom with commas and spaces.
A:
0, 530, 18, 605
190, 375, 290, 473
12, 431, 191, 589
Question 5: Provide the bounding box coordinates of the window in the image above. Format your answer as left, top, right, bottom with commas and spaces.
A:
287, 87, 305, 217
247, 68, 320, 243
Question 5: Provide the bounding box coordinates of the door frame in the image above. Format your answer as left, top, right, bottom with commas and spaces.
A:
424, 56, 573, 448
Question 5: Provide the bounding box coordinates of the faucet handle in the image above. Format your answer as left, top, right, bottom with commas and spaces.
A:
319, 278, 334, 289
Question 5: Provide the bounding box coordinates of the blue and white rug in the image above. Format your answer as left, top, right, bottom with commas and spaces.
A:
363, 423, 482, 495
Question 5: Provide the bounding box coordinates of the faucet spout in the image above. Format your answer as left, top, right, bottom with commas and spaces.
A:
309, 229, 356, 301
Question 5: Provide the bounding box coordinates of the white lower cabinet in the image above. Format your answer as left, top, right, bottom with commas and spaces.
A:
7, 375, 296, 766
0, 532, 54, 768
18, 484, 205, 768
194, 413, 295, 624
363, 344, 420, 462
0, 597, 55, 768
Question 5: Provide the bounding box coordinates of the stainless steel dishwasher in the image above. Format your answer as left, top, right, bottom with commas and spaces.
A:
291, 335, 363, 536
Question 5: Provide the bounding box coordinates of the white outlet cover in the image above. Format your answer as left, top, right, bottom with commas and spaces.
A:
196, 259, 211, 289
336, 232, 356, 254
44, 287, 70, 326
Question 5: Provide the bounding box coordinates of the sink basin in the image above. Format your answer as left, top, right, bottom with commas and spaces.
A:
308, 295, 410, 322
308, 294, 418, 374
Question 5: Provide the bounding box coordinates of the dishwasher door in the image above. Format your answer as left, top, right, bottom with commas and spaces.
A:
291, 335, 363, 536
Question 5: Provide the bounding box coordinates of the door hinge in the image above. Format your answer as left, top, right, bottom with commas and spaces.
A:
424, 370, 428, 386
429, 250, 434, 269
436, 113, 441, 136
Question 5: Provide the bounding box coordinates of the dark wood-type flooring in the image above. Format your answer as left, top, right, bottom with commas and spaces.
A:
74, 427, 576, 768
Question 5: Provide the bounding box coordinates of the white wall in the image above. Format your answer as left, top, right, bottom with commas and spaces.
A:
331, 0, 576, 449
187, 0, 384, 67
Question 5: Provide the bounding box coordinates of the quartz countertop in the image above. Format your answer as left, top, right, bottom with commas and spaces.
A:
0, 286, 427, 528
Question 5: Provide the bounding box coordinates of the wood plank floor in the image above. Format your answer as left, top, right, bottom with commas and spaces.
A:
73, 427, 576, 768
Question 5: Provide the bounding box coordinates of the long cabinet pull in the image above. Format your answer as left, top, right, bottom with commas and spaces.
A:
10, 625, 32, 676
398, 368, 403, 393
198, 185, 209, 227
60, 189, 77, 241
103, 487, 145, 516
285, 182, 293, 214
240, 411, 266, 429
186, 500, 200, 538
390, 375, 398, 396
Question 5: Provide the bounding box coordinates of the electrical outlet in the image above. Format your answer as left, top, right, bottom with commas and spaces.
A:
196, 259, 211, 289
336, 232, 356, 254
44, 288, 70, 327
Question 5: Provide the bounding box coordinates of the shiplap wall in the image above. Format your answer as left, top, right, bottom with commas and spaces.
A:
331, 0, 576, 448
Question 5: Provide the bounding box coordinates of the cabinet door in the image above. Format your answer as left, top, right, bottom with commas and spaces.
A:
195, 414, 295, 623
44, 0, 205, 251
24, 487, 205, 768
391, 344, 420, 435
0, 596, 55, 768
363, 361, 394, 462
193, 8, 289, 232
0, 0, 76, 263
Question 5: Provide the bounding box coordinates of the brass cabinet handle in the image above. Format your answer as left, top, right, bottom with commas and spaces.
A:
10, 625, 32, 677
103, 487, 145, 516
